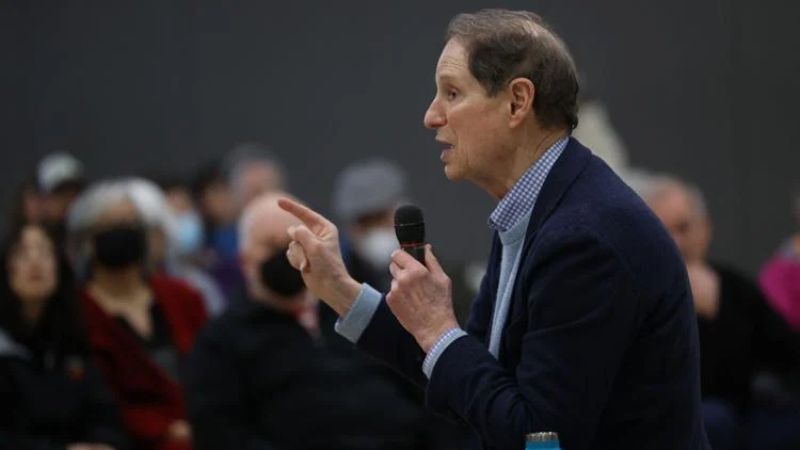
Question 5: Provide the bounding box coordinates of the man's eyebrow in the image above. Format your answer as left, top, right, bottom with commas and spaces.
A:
436, 73, 457, 84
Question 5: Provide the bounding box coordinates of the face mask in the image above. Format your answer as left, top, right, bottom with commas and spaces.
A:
173, 212, 204, 257
355, 228, 398, 270
259, 248, 305, 298
93, 225, 147, 268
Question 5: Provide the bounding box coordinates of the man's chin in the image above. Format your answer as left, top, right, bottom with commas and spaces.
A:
443, 165, 462, 181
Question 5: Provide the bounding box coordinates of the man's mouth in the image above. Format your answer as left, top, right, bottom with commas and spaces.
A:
440, 146, 453, 162
436, 138, 454, 162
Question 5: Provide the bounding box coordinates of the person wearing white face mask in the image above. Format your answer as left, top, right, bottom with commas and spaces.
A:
332, 159, 407, 292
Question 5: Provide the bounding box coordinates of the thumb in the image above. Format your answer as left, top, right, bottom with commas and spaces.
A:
424, 244, 445, 274
288, 225, 318, 249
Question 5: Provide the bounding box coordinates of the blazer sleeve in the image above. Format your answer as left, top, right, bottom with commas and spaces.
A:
426, 227, 640, 450
356, 301, 428, 387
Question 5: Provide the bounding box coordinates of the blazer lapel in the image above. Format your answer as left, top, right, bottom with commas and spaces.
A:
500, 138, 594, 362
524, 137, 593, 241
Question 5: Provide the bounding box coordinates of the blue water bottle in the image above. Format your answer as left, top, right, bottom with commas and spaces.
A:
525, 432, 561, 450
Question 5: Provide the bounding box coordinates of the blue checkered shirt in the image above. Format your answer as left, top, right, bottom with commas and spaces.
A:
489, 136, 569, 232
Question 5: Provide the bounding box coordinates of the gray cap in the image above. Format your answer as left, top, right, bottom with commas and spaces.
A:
37, 152, 85, 194
332, 159, 408, 224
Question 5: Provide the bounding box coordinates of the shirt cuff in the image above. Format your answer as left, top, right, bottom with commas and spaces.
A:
334, 283, 382, 344
422, 327, 468, 378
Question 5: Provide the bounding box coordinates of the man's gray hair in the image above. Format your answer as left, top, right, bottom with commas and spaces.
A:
629, 171, 707, 218
446, 9, 580, 130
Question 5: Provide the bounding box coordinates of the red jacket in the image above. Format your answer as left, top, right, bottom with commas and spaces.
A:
81, 275, 207, 450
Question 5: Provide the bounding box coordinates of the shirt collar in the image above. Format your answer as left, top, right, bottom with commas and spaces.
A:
489, 136, 569, 232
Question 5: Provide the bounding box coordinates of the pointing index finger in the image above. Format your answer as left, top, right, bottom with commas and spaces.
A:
278, 198, 329, 234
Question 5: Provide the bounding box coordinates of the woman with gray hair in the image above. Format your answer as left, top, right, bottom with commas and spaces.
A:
67, 179, 207, 450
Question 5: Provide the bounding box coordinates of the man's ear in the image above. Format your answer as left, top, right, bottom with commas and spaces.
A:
508, 78, 535, 128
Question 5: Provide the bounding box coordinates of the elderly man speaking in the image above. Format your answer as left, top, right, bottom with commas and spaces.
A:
280, 9, 709, 450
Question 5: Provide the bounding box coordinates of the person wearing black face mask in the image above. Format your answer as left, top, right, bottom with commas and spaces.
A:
66, 181, 208, 450
185, 193, 429, 450
92, 224, 148, 269
259, 249, 306, 298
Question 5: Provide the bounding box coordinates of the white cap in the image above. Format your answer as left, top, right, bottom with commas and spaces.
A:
37, 152, 85, 194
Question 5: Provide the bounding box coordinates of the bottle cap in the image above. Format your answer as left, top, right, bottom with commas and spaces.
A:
526, 432, 559, 442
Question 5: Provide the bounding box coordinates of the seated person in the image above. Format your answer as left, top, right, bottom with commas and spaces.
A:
641, 175, 800, 450
0, 223, 130, 450
66, 180, 208, 450
185, 193, 426, 450
760, 187, 800, 331
331, 159, 406, 292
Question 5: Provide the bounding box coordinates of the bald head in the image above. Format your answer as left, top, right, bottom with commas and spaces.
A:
239, 192, 302, 255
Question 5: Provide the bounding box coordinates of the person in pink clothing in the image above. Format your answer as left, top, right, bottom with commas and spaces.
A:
760, 189, 800, 331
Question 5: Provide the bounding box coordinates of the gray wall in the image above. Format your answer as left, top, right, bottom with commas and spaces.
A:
2, 0, 798, 275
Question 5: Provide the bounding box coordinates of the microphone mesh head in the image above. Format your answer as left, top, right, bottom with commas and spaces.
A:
394, 204, 425, 245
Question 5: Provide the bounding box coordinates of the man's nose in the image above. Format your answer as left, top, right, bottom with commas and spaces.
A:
423, 97, 445, 129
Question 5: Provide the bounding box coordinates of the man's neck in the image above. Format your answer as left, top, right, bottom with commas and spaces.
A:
490, 128, 568, 200
249, 287, 315, 315
249, 290, 320, 336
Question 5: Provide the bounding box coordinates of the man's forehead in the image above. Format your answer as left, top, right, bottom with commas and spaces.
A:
435, 39, 469, 77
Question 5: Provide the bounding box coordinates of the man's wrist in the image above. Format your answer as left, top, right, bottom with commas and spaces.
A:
328, 275, 361, 317
421, 326, 467, 378
418, 319, 460, 353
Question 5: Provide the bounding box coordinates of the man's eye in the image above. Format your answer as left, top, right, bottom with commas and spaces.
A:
447, 90, 458, 100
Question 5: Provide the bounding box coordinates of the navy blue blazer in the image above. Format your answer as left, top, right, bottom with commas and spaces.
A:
356, 139, 710, 450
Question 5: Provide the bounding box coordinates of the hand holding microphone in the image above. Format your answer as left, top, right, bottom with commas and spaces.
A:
388, 205, 460, 352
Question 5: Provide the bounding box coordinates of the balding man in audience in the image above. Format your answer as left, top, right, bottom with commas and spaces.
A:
184, 193, 426, 450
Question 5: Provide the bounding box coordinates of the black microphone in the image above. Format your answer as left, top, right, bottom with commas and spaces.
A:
394, 204, 426, 265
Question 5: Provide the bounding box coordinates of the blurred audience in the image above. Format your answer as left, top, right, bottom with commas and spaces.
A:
186, 144, 287, 304
126, 178, 226, 316
37, 152, 87, 245
7, 140, 798, 450
760, 187, 800, 332
0, 222, 130, 450
66, 181, 207, 450
191, 164, 243, 301
640, 175, 800, 450
160, 179, 205, 264
185, 193, 428, 450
